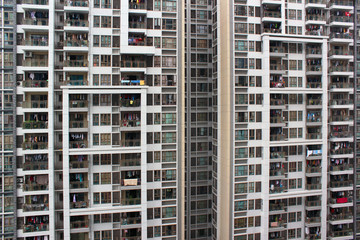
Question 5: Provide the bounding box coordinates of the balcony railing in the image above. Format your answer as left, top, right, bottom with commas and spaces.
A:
22, 80, 48, 88
329, 212, 353, 221
306, 216, 321, 223
23, 224, 49, 232
329, 0, 353, 6
329, 49, 352, 56
330, 131, 352, 138
65, 19, 89, 27
330, 116, 353, 122
270, 117, 284, 124
20, 0, 48, 4
65, 0, 88, 7
70, 220, 89, 229
129, 1, 145, 9
64, 60, 88, 67
70, 181, 88, 189
69, 100, 88, 108
23, 183, 48, 191
23, 203, 49, 212
120, 60, 146, 68
70, 140, 88, 149
306, 15, 326, 21
120, 99, 141, 107
329, 32, 353, 39
22, 121, 47, 129
270, 169, 286, 177
330, 180, 352, 188
329, 164, 353, 171
69, 121, 88, 128
23, 161, 48, 171
270, 46, 285, 53
65, 80, 88, 86
306, 166, 321, 173
329, 197, 352, 204
70, 161, 88, 169
264, 12, 281, 18
120, 158, 141, 167
306, 65, 322, 72
330, 16, 353, 23
22, 100, 48, 108
306, 48, 322, 55
306, 0, 326, 3
129, 21, 146, 29
120, 198, 141, 205
307, 99, 322, 106
23, 59, 48, 67
306, 200, 321, 207
121, 217, 141, 225
64, 40, 88, 47
329, 229, 353, 238
270, 64, 286, 71
306, 133, 322, 139
22, 18, 49, 26
270, 186, 287, 194
269, 220, 285, 228
329, 66, 353, 72
270, 151, 286, 159
22, 142, 48, 150
269, 203, 286, 211
121, 178, 141, 186
307, 82, 322, 88
21, 39, 48, 46
70, 200, 88, 209
330, 82, 351, 88
270, 134, 286, 141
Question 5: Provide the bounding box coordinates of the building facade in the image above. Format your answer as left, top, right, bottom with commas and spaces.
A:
5, 0, 360, 240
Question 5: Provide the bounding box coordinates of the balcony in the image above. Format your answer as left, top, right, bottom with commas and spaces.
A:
330, 82, 352, 89
69, 140, 88, 149
306, 133, 322, 140
305, 233, 321, 240
129, 21, 146, 29
23, 161, 48, 171
307, 99, 322, 107
23, 203, 49, 212
329, 197, 352, 204
329, 49, 353, 57
120, 99, 141, 108
329, 164, 353, 172
328, 229, 353, 238
329, 66, 353, 73
269, 220, 285, 228
306, 15, 326, 22
330, 115, 353, 122
306, 166, 321, 174
329, 32, 353, 40
70, 219, 89, 229
306, 47, 322, 55
22, 121, 47, 129
329, 212, 353, 221
263, 11, 281, 18
306, 65, 322, 72
329, 0, 353, 7
270, 116, 285, 124
270, 169, 286, 177
270, 134, 286, 142
329, 131, 352, 139
306, 216, 321, 224
120, 157, 141, 167
306, 200, 321, 208
305, 0, 326, 4
120, 198, 141, 205
121, 178, 141, 186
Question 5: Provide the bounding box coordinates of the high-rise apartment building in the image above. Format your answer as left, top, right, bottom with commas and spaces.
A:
4, 0, 360, 239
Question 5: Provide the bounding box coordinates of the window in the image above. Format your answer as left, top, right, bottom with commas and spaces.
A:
101, 16, 111, 28
93, 114, 99, 126
100, 114, 110, 125
94, 16, 100, 27
93, 173, 99, 185
93, 35, 100, 47
101, 35, 111, 47
101, 192, 111, 203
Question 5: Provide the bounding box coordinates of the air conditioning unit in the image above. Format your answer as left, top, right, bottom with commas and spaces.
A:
25, 52, 32, 58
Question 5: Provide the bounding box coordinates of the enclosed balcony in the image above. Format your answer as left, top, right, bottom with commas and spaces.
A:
270, 162, 287, 178
70, 173, 88, 189
329, 191, 353, 205
129, 0, 146, 9
23, 154, 48, 171
22, 194, 49, 212
306, 196, 321, 208
22, 72, 48, 88
263, 4, 281, 18
121, 170, 141, 186
306, 77, 322, 88
329, 141, 353, 156
329, 207, 353, 222
23, 174, 49, 191
22, 94, 48, 109
70, 155, 88, 169
269, 200, 287, 212
306, 210, 321, 224
120, 55, 146, 68
65, 13, 89, 27
69, 133, 87, 148
306, 177, 322, 190
70, 216, 89, 229
70, 193, 88, 209
64, 54, 88, 68
22, 134, 48, 150
69, 94, 88, 108
21, 11, 49, 26
24, 215, 49, 232
65, 33, 88, 47
121, 190, 141, 205
329, 174, 353, 189
129, 14, 146, 29
270, 179, 287, 194
269, 214, 287, 229
263, 22, 281, 34
23, 54, 48, 67
120, 153, 141, 167
306, 127, 322, 140
306, 160, 321, 174
69, 113, 88, 129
